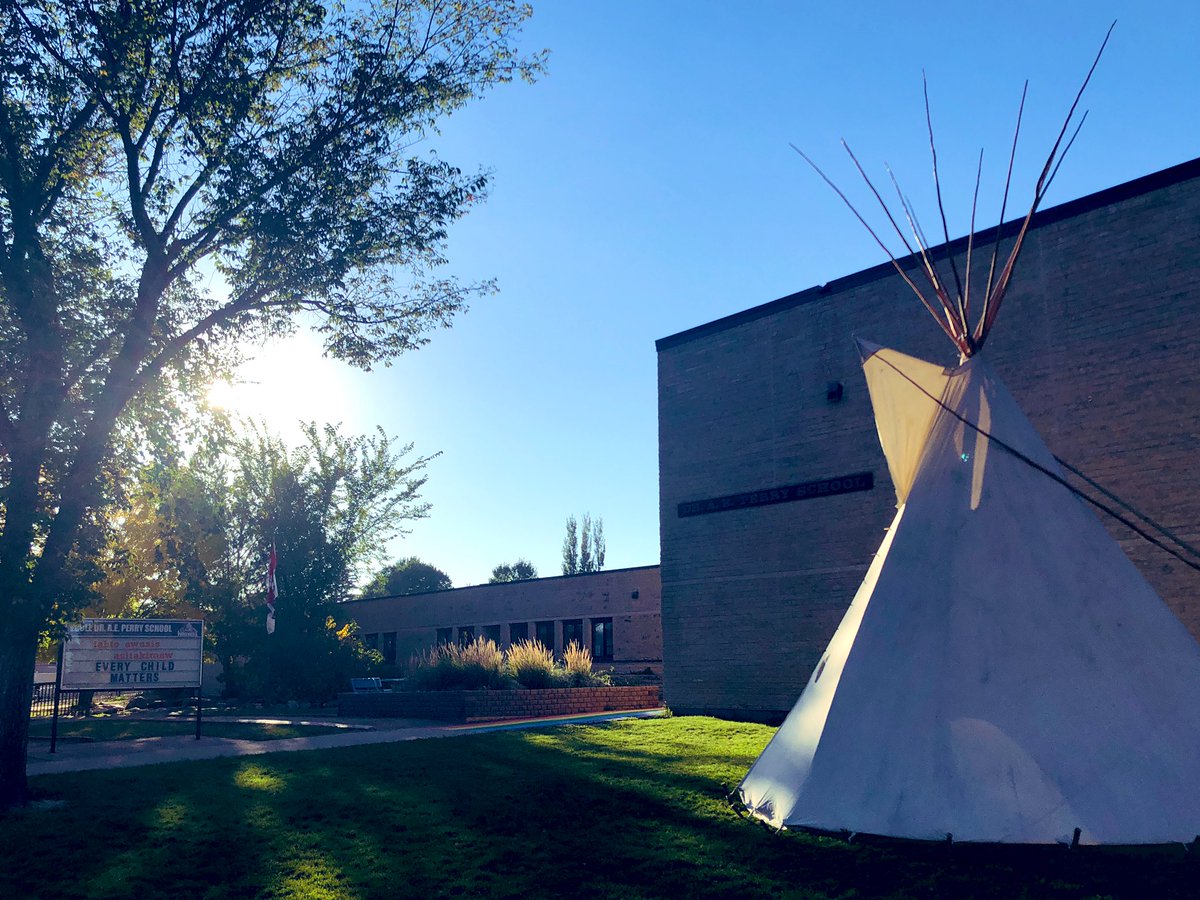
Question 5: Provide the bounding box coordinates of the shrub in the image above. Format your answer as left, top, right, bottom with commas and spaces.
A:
405, 644, 459, 692
403, 637, 618, 692
562, 641, 613, 687
456, 636, 506, 689
563, 641, 594, 686
405, 637, 506, 691
507, 639, 556, 689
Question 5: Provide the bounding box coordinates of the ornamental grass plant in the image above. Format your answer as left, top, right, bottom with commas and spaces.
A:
507, 639, 556, 688
403, 637, 612, 691
405, 644, 459, 691
407, 637, 507, 691
563, 641, 595, 686
456, 636, 507, 689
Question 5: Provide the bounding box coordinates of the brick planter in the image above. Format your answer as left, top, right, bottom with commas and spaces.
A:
337, 684, 662, 722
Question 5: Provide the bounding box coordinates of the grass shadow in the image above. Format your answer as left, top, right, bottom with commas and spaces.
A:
2, 717, 1196, 899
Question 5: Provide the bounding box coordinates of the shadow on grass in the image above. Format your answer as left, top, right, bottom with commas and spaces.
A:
2, 717, 1196, 899
26, 717, 344, 743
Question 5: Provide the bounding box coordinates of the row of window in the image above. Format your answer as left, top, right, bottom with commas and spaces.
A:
438, 618, 613, 661
364, 617, 614, 665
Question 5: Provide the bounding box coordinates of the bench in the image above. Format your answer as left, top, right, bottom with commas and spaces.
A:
349, 677, 383, 692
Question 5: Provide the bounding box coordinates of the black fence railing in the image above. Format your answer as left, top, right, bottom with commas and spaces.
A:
29, 683, 132, 719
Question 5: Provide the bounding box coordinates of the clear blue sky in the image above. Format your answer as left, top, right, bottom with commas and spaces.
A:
218, 2, 1199, 588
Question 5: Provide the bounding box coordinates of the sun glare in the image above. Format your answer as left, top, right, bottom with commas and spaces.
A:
205, 378, 242, 411
202, 335, 362, 438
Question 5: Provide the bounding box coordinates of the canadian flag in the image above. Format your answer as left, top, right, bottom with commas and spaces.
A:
266, 542, 278, 635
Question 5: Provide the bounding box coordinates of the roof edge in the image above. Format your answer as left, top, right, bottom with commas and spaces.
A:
655, 156, 1200, 352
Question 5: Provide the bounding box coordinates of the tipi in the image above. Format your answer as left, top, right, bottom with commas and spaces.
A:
738, 341, 1200, 844
740, 28, 1200, 844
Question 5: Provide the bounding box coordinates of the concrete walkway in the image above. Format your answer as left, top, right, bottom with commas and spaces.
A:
26, 709, 664, 777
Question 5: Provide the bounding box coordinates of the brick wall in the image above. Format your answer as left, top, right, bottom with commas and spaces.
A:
337, 685, 663, 721
657, 159, 1200, 720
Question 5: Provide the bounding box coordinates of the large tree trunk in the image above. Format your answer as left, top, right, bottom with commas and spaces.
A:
0, 621, 39, 808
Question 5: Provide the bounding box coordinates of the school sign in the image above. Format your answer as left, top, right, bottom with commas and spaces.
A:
61, 619, 204, 690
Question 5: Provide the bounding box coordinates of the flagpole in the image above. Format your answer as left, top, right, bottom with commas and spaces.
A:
265, 539, 278, 708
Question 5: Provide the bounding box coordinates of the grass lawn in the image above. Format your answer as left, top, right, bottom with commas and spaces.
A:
2, 716, 1194, 899
27, 717, 348, 743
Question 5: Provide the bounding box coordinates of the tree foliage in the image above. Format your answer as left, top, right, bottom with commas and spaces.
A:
561, 513, 605, 575
561, 515, 578, 575
91, 458, 226, 622
489, 559, 537, 583
0, 0, 542, 806
579, 513, 593, 573
593, 517, 606, 570
95, 420, 432, 700
363, 557, 452, 597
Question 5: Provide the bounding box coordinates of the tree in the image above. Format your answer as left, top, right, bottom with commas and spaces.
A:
561, 513, 605, 575
561, 516, 578, 575
489, 559, 537, 583
0, 0, 542, 805
234, 424, 435, 699
593, 518, 606, 570
579, 513, 593, 573
96, 420, 432, 700
363, 557, 452, 597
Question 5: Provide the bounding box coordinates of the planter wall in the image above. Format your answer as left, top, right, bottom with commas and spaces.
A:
337, 684, 662, 722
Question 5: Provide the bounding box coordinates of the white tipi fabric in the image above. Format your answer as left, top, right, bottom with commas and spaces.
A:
738, 344, 1200, 844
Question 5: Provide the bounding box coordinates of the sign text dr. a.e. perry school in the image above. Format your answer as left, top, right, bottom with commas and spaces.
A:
60, 619, 204, 690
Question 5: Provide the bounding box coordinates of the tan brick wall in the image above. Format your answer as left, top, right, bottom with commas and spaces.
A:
658, 161, 1200, 720
341, 566, 662, 674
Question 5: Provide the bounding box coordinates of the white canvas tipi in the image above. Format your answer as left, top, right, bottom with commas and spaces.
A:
739, 341, 1200, 844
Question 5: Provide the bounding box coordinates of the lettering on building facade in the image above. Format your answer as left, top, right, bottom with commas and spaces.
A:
677, 471, 874, 518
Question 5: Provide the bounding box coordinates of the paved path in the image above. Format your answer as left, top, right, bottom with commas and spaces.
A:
26, 709, 664, 777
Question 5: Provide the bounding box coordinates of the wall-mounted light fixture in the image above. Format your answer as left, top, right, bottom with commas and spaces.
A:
826, 381, 844, 403
631, 589, 639, 599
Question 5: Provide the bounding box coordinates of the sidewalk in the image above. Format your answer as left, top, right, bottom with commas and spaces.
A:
26, 709, 664, 777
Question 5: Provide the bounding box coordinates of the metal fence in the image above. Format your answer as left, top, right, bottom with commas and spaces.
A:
29, 683, 132, 719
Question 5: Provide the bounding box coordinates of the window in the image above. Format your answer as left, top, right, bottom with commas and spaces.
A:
382, 632, 397, 665
482, 624, 501, 644
436, 627, 452, 645
562, 619, 584, 652
509, 622, 529, 644
535, 620, 555, 651
458, 626, 475, 645
591, 618, 614, 661
364, 633, 379, 650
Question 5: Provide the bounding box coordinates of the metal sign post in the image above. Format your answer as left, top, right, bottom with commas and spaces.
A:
59, 619, 205, 740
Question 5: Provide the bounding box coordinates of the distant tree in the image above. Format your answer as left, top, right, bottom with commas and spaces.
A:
562, 516, 579, 575
490, 559, 538, 583
579, 514, 593, 573
364, 558, 452, 597
561, 513, 605, 575
593, 518, 606, 570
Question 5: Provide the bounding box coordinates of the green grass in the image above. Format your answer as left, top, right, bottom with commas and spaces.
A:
27, 718, 346, 742
2, 717, 1194, 899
